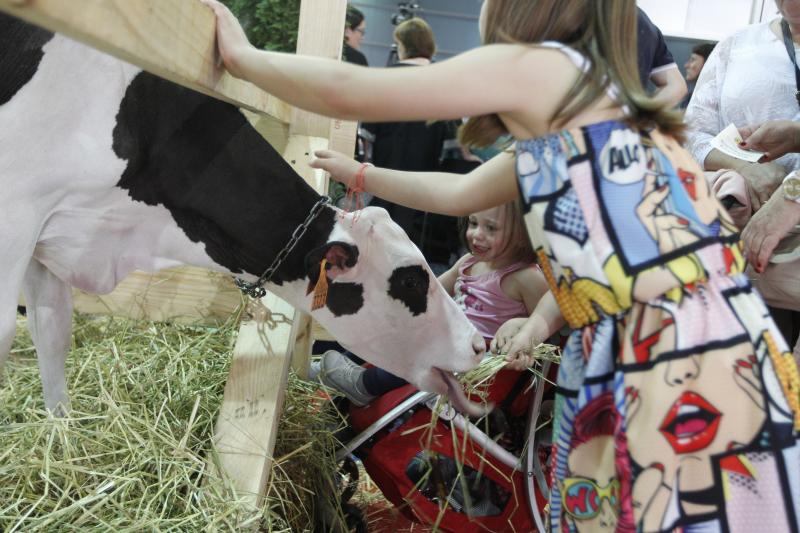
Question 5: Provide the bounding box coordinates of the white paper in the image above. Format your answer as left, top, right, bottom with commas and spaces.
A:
709, 123, 765, 163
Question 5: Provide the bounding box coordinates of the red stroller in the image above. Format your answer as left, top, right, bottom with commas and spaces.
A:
335, 361, 555, 532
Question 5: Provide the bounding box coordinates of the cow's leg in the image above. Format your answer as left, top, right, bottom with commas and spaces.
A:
0, 297, 18, 380
22, 259, 73, 414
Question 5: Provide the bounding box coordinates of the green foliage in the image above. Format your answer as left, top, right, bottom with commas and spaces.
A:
222, 0, 301, 52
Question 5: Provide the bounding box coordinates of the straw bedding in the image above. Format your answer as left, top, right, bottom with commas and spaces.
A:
0, 314, 347, 532
1, 313, 559, 532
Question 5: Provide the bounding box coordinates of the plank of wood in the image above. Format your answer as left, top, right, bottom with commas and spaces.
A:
72, 268, 242, 326
289, 0, 353, 140
0, 0, 292, 122
288, 313, 313, 379
328, 118, 358, 162
210, 291, 296, 506
211, 132, 334, 506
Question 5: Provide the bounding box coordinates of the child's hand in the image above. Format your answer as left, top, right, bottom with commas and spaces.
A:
502, 326, 539, 371
490, 317, 527, 355
201, 0, 255, 78
310, 150, 363, 187
504, 351, 535, 371
500, 321, 546, 371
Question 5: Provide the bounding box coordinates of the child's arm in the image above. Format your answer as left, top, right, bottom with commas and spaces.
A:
503, 266, 550, 315
311, 148, 518, 216
436, 255, 470, 297
202, 0, 579, 124
495, 291, 566, 371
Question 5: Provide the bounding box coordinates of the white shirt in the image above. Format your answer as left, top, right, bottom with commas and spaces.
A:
686, 20, 800, 171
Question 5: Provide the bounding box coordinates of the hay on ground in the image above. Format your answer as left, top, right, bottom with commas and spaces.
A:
0, 314, 348, 532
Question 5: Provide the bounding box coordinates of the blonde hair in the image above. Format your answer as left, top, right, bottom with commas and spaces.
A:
460, 0, 684, 147
393, 18, 436, 60
459, 200, 536, 265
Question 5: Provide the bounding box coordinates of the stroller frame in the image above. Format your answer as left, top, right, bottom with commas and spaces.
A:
335, 361, 553, 532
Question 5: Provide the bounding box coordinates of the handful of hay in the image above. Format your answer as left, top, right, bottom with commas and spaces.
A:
0, 315, 347, 532
459, 343, 561, 402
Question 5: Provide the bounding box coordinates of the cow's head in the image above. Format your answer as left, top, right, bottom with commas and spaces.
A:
282, 206, 485, 395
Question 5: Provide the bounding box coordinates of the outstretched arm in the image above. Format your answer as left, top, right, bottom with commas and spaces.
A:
310, 149, 519, 216
202, 0, 577, 124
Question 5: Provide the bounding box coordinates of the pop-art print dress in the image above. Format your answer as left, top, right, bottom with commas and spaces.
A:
516, 58, 800, 532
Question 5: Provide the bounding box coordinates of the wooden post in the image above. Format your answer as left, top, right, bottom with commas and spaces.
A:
287, 0, 357, 377
212, 0, 354, 505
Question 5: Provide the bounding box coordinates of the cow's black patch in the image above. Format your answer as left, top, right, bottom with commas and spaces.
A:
326, 282, 364, 316
387, 265, 430, 316
111, 71, 334, 284
0, 13, 54, 107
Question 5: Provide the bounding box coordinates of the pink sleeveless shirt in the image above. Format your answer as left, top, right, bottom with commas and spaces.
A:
452, 256, 531, 340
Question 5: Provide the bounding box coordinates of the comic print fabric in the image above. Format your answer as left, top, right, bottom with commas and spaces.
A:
516, 120, 800, 533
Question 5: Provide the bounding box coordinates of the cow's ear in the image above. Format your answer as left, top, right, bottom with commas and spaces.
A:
304, 241, 360, 283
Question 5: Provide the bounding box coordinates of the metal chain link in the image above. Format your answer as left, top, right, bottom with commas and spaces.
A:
234, 196, 331, 299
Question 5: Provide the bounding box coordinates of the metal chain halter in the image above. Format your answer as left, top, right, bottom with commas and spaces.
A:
234, 196, 331, 299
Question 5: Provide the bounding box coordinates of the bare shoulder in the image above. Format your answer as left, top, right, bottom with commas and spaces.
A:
488, 44, 586, 131
485, 44, 581, 88
502, 265, 548, 297
453, 253, 472, 268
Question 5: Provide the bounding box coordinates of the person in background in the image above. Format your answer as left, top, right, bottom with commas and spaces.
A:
636, 7, 688, 108
686, 0, 800, 348
362, 18, 465, 273
342, 5, 368, 66
681, 42, 716, 108
313, 201, 559, 407
686, 2, 800, 210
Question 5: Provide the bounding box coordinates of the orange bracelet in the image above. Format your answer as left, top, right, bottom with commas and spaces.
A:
344, 162, 373, 223
353, 162, 372, 192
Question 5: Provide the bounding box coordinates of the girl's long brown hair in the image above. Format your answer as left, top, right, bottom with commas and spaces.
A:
459, 0, 685, 147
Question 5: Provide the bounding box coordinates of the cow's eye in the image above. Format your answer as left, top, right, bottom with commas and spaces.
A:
388, 265, 430, 316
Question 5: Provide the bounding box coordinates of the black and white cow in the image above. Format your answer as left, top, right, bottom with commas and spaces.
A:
0, 13, 485, 413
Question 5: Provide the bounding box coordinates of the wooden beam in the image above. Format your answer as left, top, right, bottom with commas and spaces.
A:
211, 134, 330, 506
289, 0, 353, 141
288, 313, 313, 380
71, 267, 242, 326
0, 0, 292, 122
210, 291, 296, 507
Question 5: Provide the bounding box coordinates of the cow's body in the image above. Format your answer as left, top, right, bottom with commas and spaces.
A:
0, 14, 484, 412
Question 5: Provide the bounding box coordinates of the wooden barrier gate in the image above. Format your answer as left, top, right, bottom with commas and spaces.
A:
0, 0, 354, 511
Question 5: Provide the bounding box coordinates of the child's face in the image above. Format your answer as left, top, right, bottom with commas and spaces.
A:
466, 206, 510, 261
